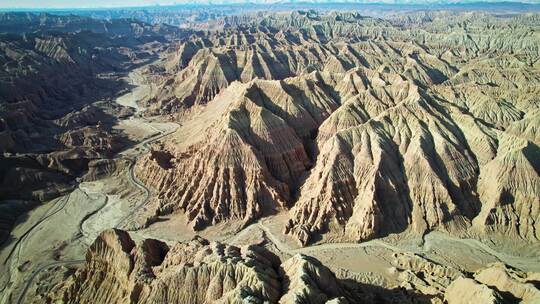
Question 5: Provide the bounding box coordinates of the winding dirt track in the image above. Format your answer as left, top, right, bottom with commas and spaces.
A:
114, 124, 178, 228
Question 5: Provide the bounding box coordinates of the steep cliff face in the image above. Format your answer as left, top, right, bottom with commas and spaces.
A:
56, 229, 137, 304
286, 75, 539, 244
48, 229, 281, 303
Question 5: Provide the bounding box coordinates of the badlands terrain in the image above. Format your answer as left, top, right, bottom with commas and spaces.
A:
0, 6, 540, 304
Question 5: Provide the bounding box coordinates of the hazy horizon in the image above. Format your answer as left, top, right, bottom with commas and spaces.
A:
1, 0, 539, 10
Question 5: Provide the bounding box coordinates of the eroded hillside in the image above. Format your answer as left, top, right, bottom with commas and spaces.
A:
135, 10, 540, 246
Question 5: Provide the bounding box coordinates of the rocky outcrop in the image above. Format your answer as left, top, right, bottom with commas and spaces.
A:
41, 230, 540, 304
391, 252, 463, 297
83, 158, 131, 182
444, 263, 540, 304
279, 254, 353, 304
473, 263, 540, 304
42, 229, 358, 304
444, 277, 505, 304
389, 252, 540, 303
46, 229, 283, 303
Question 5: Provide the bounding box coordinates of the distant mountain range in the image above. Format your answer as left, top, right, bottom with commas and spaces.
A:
166, 0, 540, 4
1, 1, 540, 11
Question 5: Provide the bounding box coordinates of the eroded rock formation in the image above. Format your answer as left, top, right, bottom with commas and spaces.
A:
445, 263, 540, 304
135, 10, 540, 246
41, 230, 540, 304
41, 229, 356, 304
